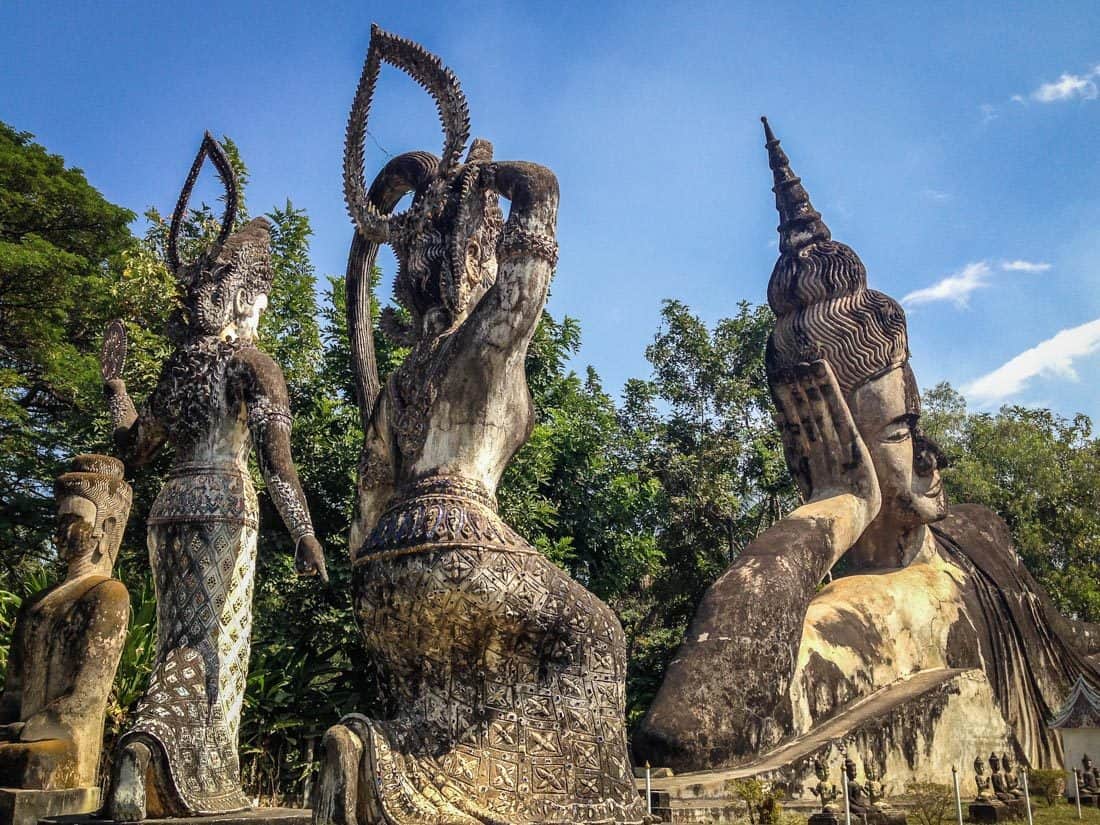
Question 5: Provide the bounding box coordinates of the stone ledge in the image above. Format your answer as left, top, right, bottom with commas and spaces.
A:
0, 786, 100, 825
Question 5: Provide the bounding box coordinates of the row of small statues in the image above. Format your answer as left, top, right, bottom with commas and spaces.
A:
812, 756, 898, 816
974, 752, 1028, 803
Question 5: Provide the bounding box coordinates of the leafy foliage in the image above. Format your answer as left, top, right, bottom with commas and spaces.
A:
903, 780, 954, 825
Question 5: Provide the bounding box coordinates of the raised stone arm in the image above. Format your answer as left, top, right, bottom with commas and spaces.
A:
229, 348, 327, 582
636, 360, 881, 765
464, 160, 559, 351
104, 378, 167, 468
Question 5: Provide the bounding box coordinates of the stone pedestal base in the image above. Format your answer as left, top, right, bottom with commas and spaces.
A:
809, 811, 840, 825
1069, 793, 1097, 807
0, 786, 99, 825
969, 801, 1017, 823
42, 807, 310, 824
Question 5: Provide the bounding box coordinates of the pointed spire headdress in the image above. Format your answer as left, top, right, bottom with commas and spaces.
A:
167, 133, 273, 337
761, 117, 909, 396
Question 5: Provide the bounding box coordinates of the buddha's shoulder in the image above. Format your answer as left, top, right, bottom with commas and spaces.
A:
937, 503, 1012, 547
79, 576, 130, 616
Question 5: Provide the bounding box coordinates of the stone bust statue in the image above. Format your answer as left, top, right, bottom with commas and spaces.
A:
1000, 752, 1025, 798
1082, 755, 1099, 792
313, 26, 647, 825
0, 455, 131, 797
634, 118, 1100, 775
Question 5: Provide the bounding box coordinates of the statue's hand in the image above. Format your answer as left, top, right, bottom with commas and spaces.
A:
295, 534, 329, 585
773, 360, 881, 521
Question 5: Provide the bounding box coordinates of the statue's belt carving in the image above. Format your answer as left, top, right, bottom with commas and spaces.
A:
354, 476, 532, 564
148, 465, 259, 528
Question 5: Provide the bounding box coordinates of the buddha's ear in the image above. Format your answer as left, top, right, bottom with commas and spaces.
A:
96, 516, 117, 560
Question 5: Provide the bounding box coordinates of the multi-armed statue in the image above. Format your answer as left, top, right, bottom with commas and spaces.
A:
0, 456, 131, 824
314, 26, 647, 825
102, 135, 326, 820
635, 118, 1100, 780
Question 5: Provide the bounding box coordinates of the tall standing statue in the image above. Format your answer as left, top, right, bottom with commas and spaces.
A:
314, 26, 647, 825
0, 456, 131, 824
102, 134, 327, 820
634, 118, 1100, 776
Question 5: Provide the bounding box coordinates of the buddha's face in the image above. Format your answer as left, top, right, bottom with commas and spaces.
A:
56, 495, 98, 562
815, 762, 828, 781
848, 366, 947, 532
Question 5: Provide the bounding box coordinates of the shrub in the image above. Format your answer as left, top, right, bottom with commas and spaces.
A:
904, 780, 954, 825
1028, 770, 1065, 806
727, 778, 784, 825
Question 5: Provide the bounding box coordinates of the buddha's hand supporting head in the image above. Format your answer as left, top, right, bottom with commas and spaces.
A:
772, 359, 880, 519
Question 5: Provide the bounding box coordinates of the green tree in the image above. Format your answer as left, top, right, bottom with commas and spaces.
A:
0, 122, 135, 581
922, 383, 1100, 622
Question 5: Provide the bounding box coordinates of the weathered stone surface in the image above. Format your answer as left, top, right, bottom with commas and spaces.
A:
42, 806, 310, 824
634, 117, 1100, 782
0, 455, 130, 807
312, 24, 645, 825
102, 135, 325, 821
0, 786, 98, 825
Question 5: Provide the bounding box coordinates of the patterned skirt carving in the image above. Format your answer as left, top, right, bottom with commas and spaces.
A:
120, 468, 258, 815
350, 476, 648, 825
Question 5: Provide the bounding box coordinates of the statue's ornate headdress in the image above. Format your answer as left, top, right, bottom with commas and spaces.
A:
167, 133, 274, 338
344, 26, 503, 345
55, 454, 132, 560
761, 118, 909, 397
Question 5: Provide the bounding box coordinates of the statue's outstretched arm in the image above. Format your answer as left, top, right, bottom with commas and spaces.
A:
466, 161, 559, 350
104, 379, 166, 468
230, 349, 327, 583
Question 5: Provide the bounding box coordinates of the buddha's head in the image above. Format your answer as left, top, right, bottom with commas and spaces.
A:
344, 25, 504, 347
814, 758, 829, 782
54, 454, 132, 575
167, 134, 274, 346
865, 762, 879, 782
1002, 752, 1016, 772
989, 753, 1002, 773
844, 757, 858, 781
975, 756, 987, 776
761, 118, 948, 538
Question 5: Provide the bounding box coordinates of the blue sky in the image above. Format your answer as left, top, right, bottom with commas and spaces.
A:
3, 1, 1099, 418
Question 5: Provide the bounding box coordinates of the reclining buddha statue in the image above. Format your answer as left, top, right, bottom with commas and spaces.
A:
634, 118, 1100, 781
313, 26, 648, 825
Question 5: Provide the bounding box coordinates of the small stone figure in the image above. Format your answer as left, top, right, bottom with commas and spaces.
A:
0, 456, 131, 824
1082, 755, 1100, 793
1001, 753, 1026, 799
990, 753, 1012, 802
863, 761, 886, 808
812, 757, 840, 812
103, 134, 326, 820
974, 755, 997, 802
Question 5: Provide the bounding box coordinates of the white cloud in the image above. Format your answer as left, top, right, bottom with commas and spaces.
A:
902, 261, 991, 308
921, 188, 952, 202
1001, 259, 1052, 272
964, 318, 1100, 403
1028, 68, 1099, 103
979, 103, 997, 123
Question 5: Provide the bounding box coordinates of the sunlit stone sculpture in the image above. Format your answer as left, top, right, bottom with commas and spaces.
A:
634, 117, 1100, 785
313, 26, 647, 825
0, 456, 131, 824
102, 134, 326, 820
